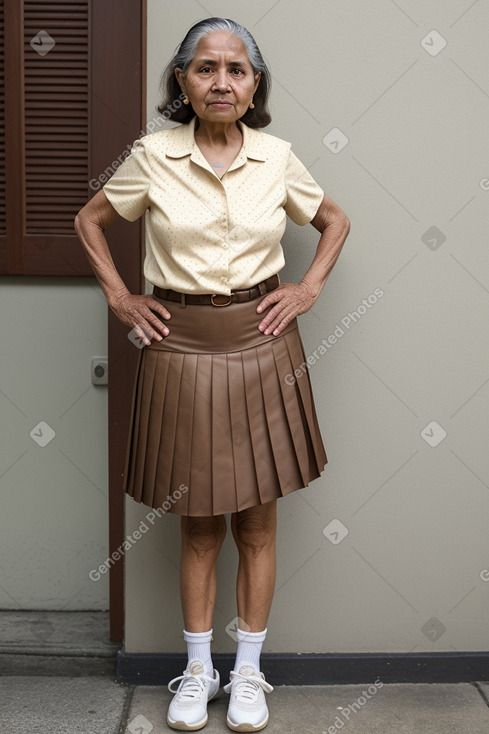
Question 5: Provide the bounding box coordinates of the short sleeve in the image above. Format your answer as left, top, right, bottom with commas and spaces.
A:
103, 138, 151, 222
284, 149, 324, 225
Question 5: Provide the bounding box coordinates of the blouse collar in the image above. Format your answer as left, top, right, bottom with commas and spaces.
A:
164, 116, 268, 163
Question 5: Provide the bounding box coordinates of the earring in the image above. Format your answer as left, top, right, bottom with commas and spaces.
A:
183, 96, 190, 105
249, 101, 255, 109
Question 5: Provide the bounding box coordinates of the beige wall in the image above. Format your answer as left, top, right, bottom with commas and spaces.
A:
124, 0, 489, 654
0, 277, 110, 609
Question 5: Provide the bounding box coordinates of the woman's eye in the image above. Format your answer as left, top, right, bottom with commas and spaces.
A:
198, 66, 244, 76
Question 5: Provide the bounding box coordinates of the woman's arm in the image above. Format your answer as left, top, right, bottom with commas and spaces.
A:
74, 190, 171, 345
256, 193, 350, 336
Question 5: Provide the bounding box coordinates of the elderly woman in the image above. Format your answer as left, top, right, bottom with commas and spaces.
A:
75, 17, 349, 733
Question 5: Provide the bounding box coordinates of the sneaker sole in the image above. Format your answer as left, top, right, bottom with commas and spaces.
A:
167, 714, 208, 731
167, 685, 219, 731
226, 713, 269, 732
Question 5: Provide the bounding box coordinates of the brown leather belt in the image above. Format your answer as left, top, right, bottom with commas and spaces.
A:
153, 274, 280, 306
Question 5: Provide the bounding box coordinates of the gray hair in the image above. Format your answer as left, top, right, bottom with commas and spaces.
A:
174, 17, 267, 77
157, 17, 272, 128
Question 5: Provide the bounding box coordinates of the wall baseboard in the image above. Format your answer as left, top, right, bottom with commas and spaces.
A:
117, 650, 489, 685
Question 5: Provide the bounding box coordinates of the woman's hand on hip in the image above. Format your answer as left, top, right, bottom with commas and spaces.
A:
108, 292, 171, 346
256, 282, 315, 336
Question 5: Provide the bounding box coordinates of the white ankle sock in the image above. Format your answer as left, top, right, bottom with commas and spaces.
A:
183, 628, 214, 677
234, 627, 267, 673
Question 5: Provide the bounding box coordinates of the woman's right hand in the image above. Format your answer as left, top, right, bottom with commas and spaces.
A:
108, 291, 171, 346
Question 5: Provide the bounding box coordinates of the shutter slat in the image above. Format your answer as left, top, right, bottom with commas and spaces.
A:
24, 0, 89, 235
24, 110, 88, 119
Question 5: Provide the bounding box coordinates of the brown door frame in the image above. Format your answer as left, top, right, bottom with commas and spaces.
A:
91, 0, 146, 641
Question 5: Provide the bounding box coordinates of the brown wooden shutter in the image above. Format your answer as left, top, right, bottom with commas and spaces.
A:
2, 0, 92, 275
24, 1, 89, 236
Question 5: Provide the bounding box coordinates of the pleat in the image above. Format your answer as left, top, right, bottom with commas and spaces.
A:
241, 347, 282, 501
188, 354, 213, 515
271, 337, 312, 485
122, 347, 144, 498
127, 349, 158, 502
208, 355, 235, 515
227, 351, 261, 510
150, 352, 183, 506
283, 331, 327, 473
256, 342, 304, 497
165, 354, 198, 515
140, 351, 171, 506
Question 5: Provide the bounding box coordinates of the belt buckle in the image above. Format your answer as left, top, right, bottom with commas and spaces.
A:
211, 294, 232, 307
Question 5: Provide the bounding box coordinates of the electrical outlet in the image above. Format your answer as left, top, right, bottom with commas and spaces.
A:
91, 357, 108, 385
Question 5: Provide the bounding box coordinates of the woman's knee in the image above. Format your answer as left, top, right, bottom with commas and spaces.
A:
181, 515, 227, 560
232, 502, 277, 557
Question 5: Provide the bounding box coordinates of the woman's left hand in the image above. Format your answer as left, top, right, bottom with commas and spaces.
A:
256, 282, 316, 336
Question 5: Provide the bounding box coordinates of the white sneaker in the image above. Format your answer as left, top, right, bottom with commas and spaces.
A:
223, 663, 273, 732
167, 661, 220, 731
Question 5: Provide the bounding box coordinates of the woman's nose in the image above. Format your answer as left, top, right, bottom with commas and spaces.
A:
213, 68, 229, 91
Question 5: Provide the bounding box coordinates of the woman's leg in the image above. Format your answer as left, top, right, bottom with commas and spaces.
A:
231, 499, 277, 632
224, 500, 277, 731
180, 514, 227, 632
167, 515, 226, 730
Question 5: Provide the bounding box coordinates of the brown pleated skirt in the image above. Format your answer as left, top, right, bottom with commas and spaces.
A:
122, 291, 327, 516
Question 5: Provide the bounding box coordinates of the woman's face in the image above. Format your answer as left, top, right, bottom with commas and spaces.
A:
175, 31, 261, 124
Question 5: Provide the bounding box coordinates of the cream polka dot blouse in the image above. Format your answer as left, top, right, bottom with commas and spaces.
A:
103, 116, 324, 295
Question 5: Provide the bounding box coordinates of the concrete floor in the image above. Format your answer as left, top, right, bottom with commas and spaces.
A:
1, 676, 489, 733
1, 611, 489, 733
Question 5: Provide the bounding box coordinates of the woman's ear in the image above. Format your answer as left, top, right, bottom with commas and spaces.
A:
174, 67, 186, 96
253, 71, 261, 94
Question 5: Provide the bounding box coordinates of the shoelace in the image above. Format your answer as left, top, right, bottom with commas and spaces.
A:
224, 670, 274, 702
168, 670, 215, 701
